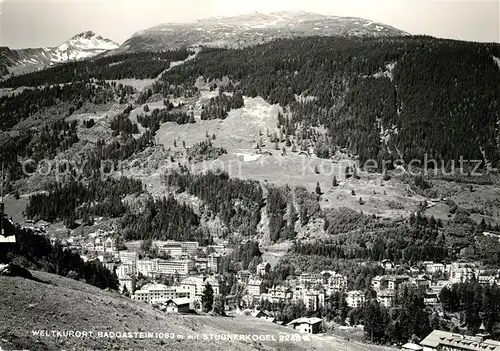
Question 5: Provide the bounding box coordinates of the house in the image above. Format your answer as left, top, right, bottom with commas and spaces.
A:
381, 259, 395, 271
346, 291, 365, 308
247, 279, 264, 296
420, 329, 500, 351
287, 317, 322, 334
165, 298, 191, 314
377, 290, 395, 308
257, 262, 271, 276
402, 343, 423, 351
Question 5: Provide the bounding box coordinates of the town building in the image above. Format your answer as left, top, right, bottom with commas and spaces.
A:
159, 242, 183, 257
119, 251, 139, 265
157, 259, 194, 275
287, 317, 322, 334
132, 284, 190, 304
180, 275, 221, 302
119, 275, 135, 294
194, 258, 208, 271
346, 291, 365, 308
116, 263, 136, 279
257, 262, 271, 276
303, 291, 325, 311
377, 290, 395, 308
420, 328, 500, 351
248, 279, 265, 297
381, 259, 395, 271
137, 259, 159, 276
180, 242, 199, 256
208, 254, 222, 274
165, 298, 191, 314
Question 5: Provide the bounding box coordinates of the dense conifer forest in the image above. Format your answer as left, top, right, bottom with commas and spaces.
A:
162, 170, 264, 237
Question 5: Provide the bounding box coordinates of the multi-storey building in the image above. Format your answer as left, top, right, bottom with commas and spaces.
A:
208, 254, 222, 274
119, 251, 139, 265
136, 259, 159, 276
180, 242, 199, 256
377, 290, 395, 308
157, 259, 194, 275
132, 284, 190, 304
346, 290, 365, 308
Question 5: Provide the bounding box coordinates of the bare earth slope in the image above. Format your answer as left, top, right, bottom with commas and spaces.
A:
0, 271, 394, 351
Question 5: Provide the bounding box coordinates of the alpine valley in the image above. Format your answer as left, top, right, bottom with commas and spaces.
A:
1, 10, 500, 351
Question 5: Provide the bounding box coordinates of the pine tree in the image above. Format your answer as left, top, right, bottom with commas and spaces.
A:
212, 294, 225, 315
202, 282, 214, 312
315, 182, 322, 195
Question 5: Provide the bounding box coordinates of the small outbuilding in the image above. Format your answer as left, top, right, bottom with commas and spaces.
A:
165, 298, 191, 314
286, 317, 322, 334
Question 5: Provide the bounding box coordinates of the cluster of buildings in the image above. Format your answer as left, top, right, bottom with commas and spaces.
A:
243, 270, 349, 312
346, 260, 500, 309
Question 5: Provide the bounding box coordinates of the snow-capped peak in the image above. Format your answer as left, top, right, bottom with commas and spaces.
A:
51, 31, 119, 63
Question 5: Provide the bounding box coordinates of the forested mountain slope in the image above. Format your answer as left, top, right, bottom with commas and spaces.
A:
161, 36, 500, 167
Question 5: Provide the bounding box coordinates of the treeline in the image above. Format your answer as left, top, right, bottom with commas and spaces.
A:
163, 36, 500, 167
1, 49, 192, 87
162, 170, 263, 237
0, 80, 115, 130
120, 196, 208, 244
200, 90, 244, 120
0, 225, 118, 290
25, 177, 143, 223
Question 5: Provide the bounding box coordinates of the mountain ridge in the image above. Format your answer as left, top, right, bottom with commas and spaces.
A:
0, 31, 119, 78
118, 11, 409, 53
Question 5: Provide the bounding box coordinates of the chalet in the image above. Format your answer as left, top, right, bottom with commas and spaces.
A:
165, 298, 191, 314
287, 317, 322, 334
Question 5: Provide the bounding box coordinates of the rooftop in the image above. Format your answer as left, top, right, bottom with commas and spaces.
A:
287, 317, 322, 326
420, 330, 500, 351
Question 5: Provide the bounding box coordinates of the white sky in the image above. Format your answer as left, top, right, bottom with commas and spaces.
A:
0, 0, 498, 48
